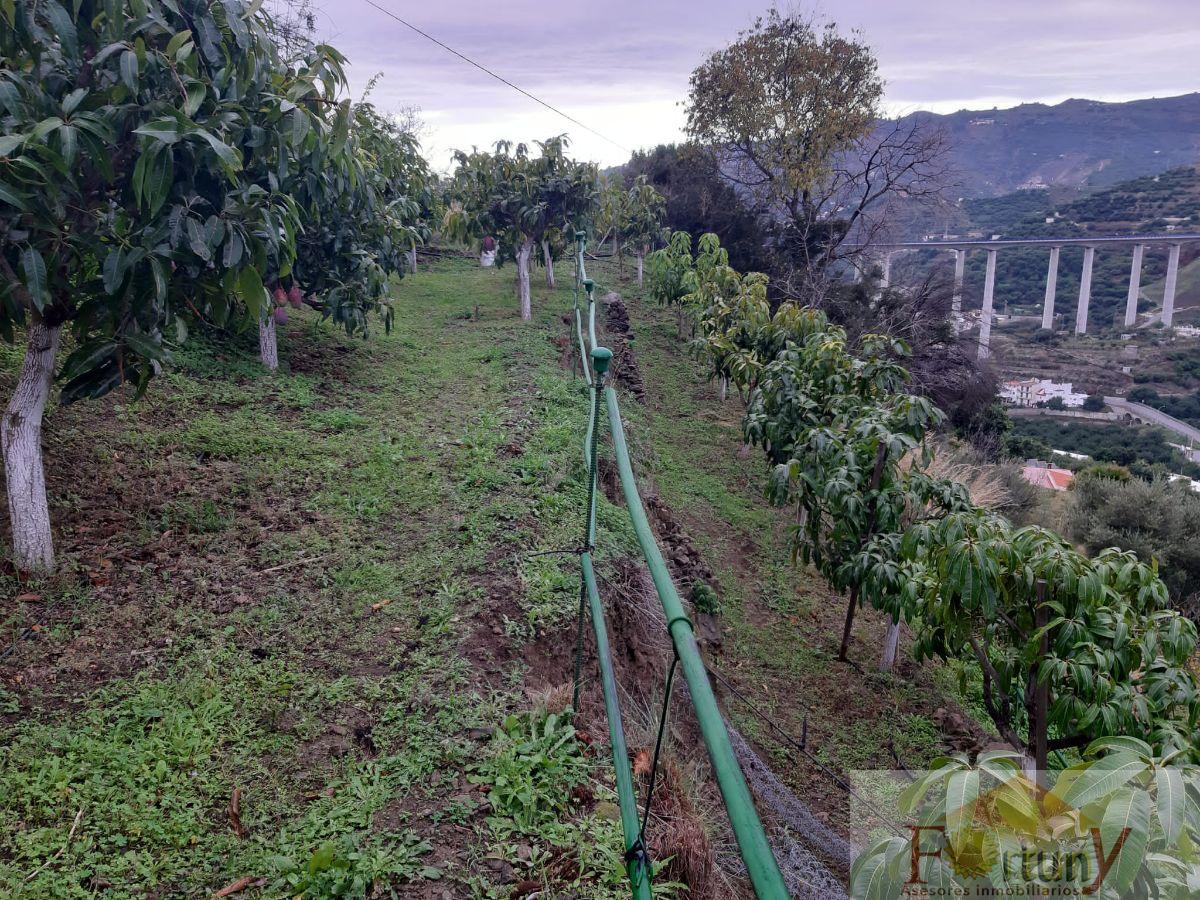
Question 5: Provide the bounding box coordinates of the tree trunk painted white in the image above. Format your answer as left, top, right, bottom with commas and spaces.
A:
542, 239, 555, 289
636, 252, 644, 287
880, 621, 900, 671
719, 376, 728, 402
259, 314, 279, 371
408, 240, 418, 274
516, 239, 533, 320
3, 319, 61, 572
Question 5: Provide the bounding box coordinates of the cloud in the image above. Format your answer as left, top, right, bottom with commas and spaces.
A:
298, 0, 1199, 168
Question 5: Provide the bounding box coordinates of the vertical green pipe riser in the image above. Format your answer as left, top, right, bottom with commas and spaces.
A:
585, 349, 611, 549
604, 386, 790, 899
582, 553, 653, 899
583, 277, 597, 351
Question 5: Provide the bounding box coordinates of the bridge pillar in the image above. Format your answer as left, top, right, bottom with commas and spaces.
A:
1124, 244, 1144, 328
1041, 246, 1060, 330
952, 249, 965, 316
1163, 243, 1181, 328
1076, 246, 1095, 335
880, 251, 893, 289
978, 248, 997, 360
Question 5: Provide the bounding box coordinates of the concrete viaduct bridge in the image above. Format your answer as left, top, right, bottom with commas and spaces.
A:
872, 233, 1200, 360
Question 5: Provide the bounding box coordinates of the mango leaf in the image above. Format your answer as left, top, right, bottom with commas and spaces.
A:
1054, 754, 1146, 811
1096, 787, 1151, 897
120, 50, 139, 94
184, 82, 206, 117
196, 129, 241, 172
186, 218, 211, 261
1155, 766, 1186, 847
134, 118, 184, 144
101, 247, 126, 295
43, 1, 78, 58
235, 266, 268, 319
19, 245, 47, 309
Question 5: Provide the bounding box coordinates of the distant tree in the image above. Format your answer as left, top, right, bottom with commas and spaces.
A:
622, 176, 665, 287
595, 174, 631, 277
685, 9, 947, 299
1068, 473, 1200, 621
623, 143, 767, 274
1045, 396, 1067, 411
1082, 394, 1106, 412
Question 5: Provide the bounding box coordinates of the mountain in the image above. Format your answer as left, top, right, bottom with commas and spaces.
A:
897, 93, 1200, 198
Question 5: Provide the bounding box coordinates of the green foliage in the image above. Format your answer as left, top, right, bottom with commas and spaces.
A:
471, 710, 587, 834
881, 513, 1200, 758
287, 94, 435, 335
667, 233, 1200, 760
691, 581, 721, 614
1082, 394, 1106, 412
0, 0, 305, 397
645, 230, 696, 310
596, 172, 664, 265
1068, 473, 1200, 617
443, 135, 596, 264
1011, 418, 1200, 479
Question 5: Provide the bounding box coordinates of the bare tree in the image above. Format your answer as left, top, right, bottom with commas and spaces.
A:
263, 0, 317, 55
686, 9, 950, 301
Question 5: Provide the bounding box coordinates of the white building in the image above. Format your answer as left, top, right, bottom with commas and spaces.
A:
1000, 378, 1089, 408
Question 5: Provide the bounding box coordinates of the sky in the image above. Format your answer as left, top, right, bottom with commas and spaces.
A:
295, 0, 1200, 172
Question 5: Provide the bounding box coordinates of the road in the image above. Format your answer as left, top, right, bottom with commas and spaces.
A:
1104, 397, 1200, 447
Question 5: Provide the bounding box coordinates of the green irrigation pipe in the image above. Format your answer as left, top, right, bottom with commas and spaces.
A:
583, 551, 653, 898
604, 385, 789, 899
573, 232, 593, 387
576, 347, 650, 898
571, 236, 785, 898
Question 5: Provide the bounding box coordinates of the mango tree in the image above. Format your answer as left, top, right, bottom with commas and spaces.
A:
528, 135, 595, 290
279, 93, 433, 366
873, 512, 1200, 769
595, 173, 632, 277
0, 0, 310, 570
689, 255, 770, 401
623, 175, 664, 287
645, 230, 695, 331
444, 137, 593, 320
745, 322, 948, 661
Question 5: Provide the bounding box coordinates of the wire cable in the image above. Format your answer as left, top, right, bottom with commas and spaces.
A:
356, 0, 632, 154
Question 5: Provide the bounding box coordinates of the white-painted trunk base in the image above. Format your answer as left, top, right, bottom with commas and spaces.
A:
259, 315, 279, 371
880, 621, 900, 671
636, 253, 644, 287
516, 241, 533, 320
2, 320, 61, 572
542, 240, 555, 289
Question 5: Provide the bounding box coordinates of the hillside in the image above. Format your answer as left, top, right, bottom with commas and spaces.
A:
0, 257, 984, 897
895, 165, 1200, 328
895, 93, 1200, 197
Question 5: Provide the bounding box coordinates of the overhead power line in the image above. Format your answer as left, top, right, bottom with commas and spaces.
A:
357, 0, 633, 155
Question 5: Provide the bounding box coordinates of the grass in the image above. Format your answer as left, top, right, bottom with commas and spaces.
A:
0, 255, 639, 898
